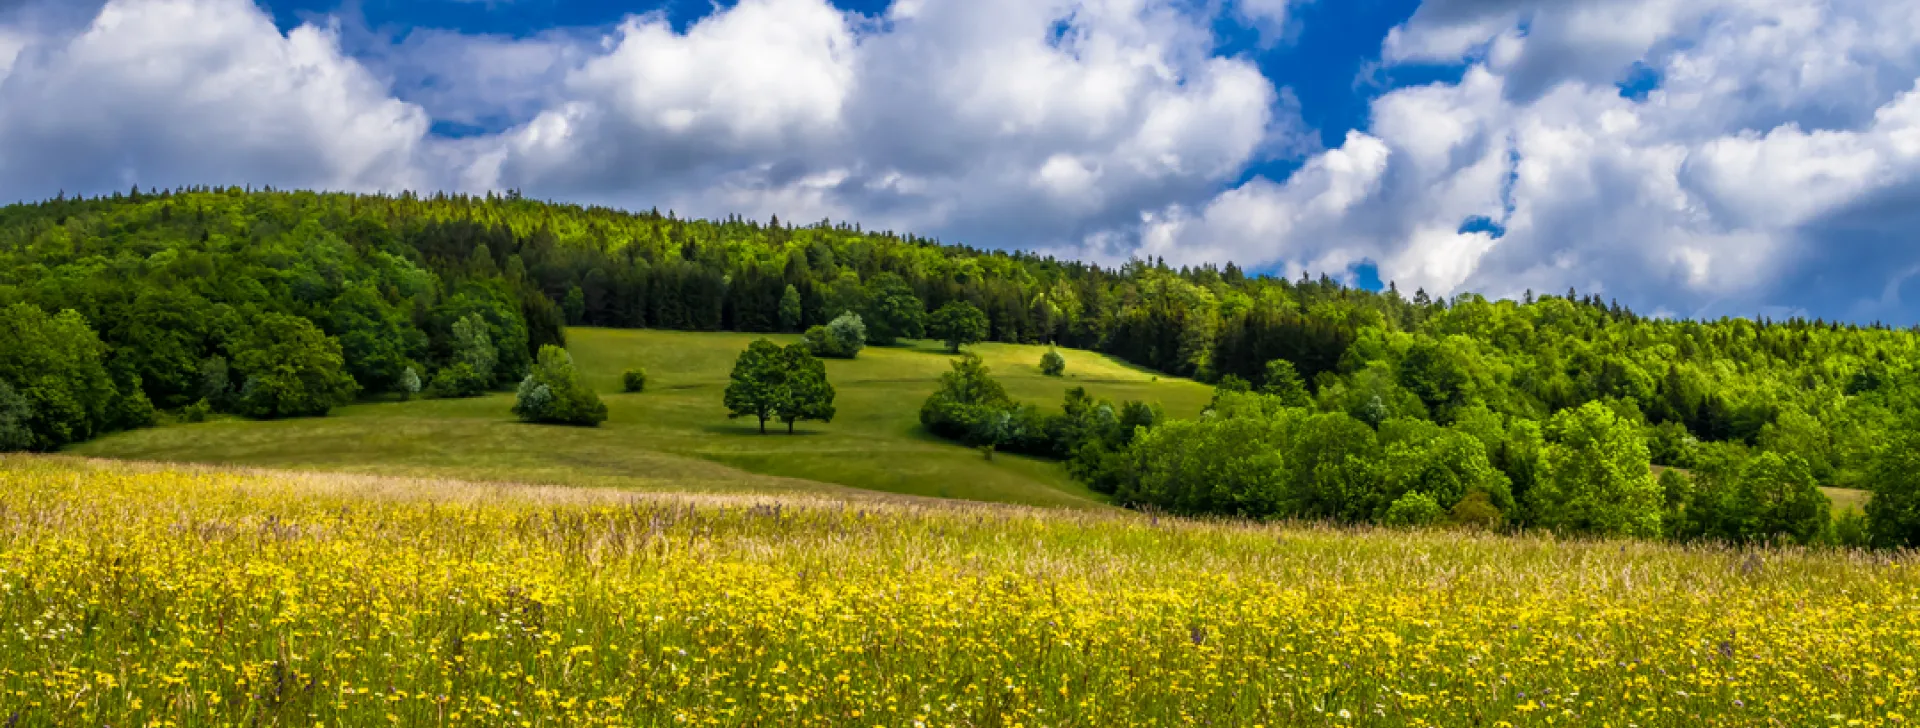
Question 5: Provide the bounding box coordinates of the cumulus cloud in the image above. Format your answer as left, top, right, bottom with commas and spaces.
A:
1127, 0, 1920, 319
0, 0, 434, 199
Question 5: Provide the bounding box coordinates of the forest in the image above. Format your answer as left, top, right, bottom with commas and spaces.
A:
3, 186, 1920, 547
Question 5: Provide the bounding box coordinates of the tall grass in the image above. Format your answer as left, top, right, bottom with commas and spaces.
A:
1, 455, 1914, 726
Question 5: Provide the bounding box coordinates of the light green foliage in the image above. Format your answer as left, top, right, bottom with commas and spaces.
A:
1377, 425, 1515, 521
1383, 491, 1446, 527
805, 313, 866, 359
1866, 432, 1920, 547
1040, 349, 1066, 377
860, 273, 925, 346
1529, 402, 1663, 537
451, 313, 498, 382
512, 346, 607, 426
725, 340, 792, 434
398, 367, 422, 400
929, 301, 990, 353
427, 363, 490, 399
622, 368, 648, 393
1119, 413, 1293, 516
0, 304, 121, 450
1330, 362, 1428, 428
1259, 359, 1309, 406
232, 313, 360, 420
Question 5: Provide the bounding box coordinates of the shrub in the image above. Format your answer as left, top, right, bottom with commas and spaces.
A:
428, 363, 490, 399
398, 366, 422, 401
1040, 349, 1066, 377
1449, 489, 1505, 529
513, 346, 607, 426
805, 313, 867, 359
622, 368, 648, 393
180, 399, 213, 424
1383, 492, 1445, 527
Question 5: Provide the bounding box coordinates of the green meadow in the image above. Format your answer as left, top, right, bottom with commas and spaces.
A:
70, 328, 1213, 508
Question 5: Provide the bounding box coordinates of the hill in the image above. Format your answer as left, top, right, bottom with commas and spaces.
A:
3, 456, 1914, 726
70, 329, 1213, 507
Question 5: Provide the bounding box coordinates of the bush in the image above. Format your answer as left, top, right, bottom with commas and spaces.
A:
428, 363, 490, 399
1040, 349, 1066, 377
805, 313, 867, 359
513, 346, 607, 426
180, 399, 213, 424
622, 368, 648, 393
1449, 489, 1505, 529
398, 366, 422, 401
1383, 491, 1446, 527
231, 313, 360, 420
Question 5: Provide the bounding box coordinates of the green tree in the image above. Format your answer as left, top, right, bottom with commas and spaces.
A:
1529, 402, 1663, 537
919, 354, 1016, 446
929, 301, 989, 353
804, 313, 866, 359
1040, 349, 1066, 377
1382, 492, 1445, 527
1729, 452, 1831, 545
398, 366, 422, 401
513, 346, 607, 426
776, 344, 836, 434
1866, 431, 1920, 547
451, 313, 498, 382
0, 304, 120, 450
725, 340, 790, 434
1259, 359, 1310, 406
0, 381, 33, 451
779, 285, 804, 332
861, 273, 925, 346
232, 313, 360, 419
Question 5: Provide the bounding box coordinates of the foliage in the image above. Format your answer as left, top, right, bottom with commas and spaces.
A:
398, 366, 422, 400
1529, 402, 1663, 537
778, 284, 803, 332
7, 458, 1915, 727
860, 272, 925, 346
919, 354, 1016, 446
725, 340, 793, 434
0, 303, 122, 450
230, 313, 360, 419
512, 345, 607, 426
1259, 359, 1310, 406
804, 313, 866, 359
622, 368, 648, 393
775, 344, 836, 434
929, 301, 990, 353
427, 363, 490, 399
1382, 491, 1446, 527
1866, 431, 1920, 547
0, 381, 31, 451
1040, 349, 1066, 377
450, 313, 498, 382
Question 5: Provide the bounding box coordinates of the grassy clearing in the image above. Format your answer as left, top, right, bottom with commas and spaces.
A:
2, 456, 1915, 726
68, 329, 1213, 508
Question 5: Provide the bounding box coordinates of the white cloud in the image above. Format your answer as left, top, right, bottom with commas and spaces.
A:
0, 0, 433, 198
1126, 0, 1920, 318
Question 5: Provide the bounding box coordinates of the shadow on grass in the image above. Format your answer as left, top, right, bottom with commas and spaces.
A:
699, 423, 832, 437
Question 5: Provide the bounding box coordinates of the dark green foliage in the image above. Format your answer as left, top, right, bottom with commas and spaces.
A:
929, 301, 989, 353
804, 313, 866, 359
231, 313, 360, 419
0, 303, 124, 450
861, 273, 924, 346
326, 282, 424, 393
1866, 433, 1920, 547
0, 381, 32, 451
180, 398, 213, 424
513, 346, 607, 427
776, 344, 836, 434
725, 340, 791, 434
1040, 349, 1066, 377
779, 285, 804, 332
622, 368, 648, 393
428, 363, 490, 399
920, 354, 1014, 446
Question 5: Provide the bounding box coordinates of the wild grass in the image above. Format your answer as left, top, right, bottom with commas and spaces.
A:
68, 329, 1214, 508
2, 456, 1915, 726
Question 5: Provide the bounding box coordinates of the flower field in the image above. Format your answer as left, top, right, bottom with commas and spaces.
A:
1, 456, 1916, 727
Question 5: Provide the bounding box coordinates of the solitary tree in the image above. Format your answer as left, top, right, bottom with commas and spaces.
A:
1040, 349, 1066, 376
929, 301, 989, 353
725, 340, 791, 434
776, 344, 836, 434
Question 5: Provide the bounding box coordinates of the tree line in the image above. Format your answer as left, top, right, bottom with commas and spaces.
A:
5, 187, 1920, 545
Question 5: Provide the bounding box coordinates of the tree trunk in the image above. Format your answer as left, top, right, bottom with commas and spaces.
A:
758, 415, 767, 434
787, 420, 796, 434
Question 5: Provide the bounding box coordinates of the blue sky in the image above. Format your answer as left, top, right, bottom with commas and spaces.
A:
1, 0, 1918, 321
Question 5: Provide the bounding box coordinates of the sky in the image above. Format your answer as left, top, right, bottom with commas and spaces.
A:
0, 0, 1917, 323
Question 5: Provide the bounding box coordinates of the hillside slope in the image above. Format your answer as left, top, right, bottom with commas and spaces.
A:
70, 329, 1213, 507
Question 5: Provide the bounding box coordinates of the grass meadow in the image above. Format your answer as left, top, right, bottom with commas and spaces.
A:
1, 456, 1914, 727
68, 329, 1215, 508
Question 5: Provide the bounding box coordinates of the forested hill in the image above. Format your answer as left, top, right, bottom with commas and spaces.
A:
2, 187, 1918, 491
